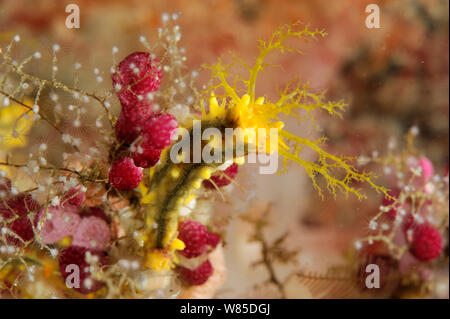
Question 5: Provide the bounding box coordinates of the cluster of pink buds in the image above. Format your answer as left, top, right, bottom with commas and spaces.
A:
39, 187, 111, 294
109, 52, 178, 191
203, 162, 239, 189
1, 181, 111, 295
176, 219, 220, 286
0, 179, 40, 246
357, 155, 448, 292
172, 163, 239, 287
37, 187, 111, 250
380, 157, 444, 261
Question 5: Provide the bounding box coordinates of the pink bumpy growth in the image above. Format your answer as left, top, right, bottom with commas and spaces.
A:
72, 216, 111, 250
0, 194, 40, 246
112, 52, 162, 93
58, 246, 108, 294
112, 52, 162, 146
178, 219, 209, 258
178, 260, 214, 286
418, 157, 434, 182
203, 163, 239, 189
38, 205, 81, 244
62, 187, 85, 207
410, 223, 442, 261
109, 157, 143, 191
132, 144, 161, 168
141, 113, 178, 150
178, 219, 221, 258
112, 52, 162, 115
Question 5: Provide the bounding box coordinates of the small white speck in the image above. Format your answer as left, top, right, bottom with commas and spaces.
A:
410, 126, 419, 136
51, 196, 60, 206
50, 249, 59, 257
131, 261, 140, 270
